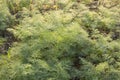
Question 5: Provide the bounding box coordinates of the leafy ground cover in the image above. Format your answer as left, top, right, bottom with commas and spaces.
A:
0, 0, 120, 80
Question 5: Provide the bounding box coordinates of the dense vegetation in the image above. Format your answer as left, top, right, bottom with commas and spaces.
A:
0, 0, 120, 80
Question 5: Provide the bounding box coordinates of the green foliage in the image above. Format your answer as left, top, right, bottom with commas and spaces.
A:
0, 37, 6, 46
6, 0, 31, 15
0, 0, 8, 30
0, 0, 120, 80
